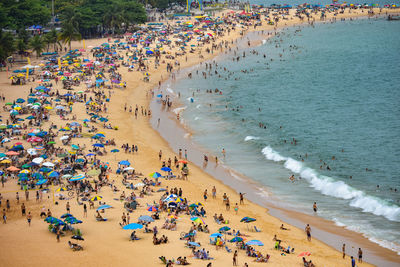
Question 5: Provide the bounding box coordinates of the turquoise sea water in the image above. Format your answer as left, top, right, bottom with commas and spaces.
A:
168, 18, 400, 253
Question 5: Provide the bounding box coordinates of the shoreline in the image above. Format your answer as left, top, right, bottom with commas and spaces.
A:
148, 15, 400, 266
0, 7, 399, 267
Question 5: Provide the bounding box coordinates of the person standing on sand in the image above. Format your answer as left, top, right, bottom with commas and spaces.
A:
239, 192, 245, 204
342, 243, 346, 259
212, 186, 216, 199
203, 190, 208, 202
56, 228, 60, 242
234, 203, 239, 215
351, 256, 356, 267
233, 250, 238, 266
83, 204, 87, 217
2, 209, 6, 224
358, 248, 363, 263
159, 150, 162, 160
27, 212, 32, 226
305, 224, 311, 241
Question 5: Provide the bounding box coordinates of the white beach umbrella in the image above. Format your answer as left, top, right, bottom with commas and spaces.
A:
32, 157, 44, 164
42, 162, 55, 167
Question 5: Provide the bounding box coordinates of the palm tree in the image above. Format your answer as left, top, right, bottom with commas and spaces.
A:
29, 35, 45, 58
47, 29, 62, 52
16, 38, 28, 58
58, 22, 81, 51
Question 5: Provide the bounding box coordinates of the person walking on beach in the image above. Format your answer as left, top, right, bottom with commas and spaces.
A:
351, 256, 356, 267
305, 224, 311, 241
342, 243, 346, 259
66, 202, 70, 213
83, 204, 87, 217
212, 186, 216, 199
358, 248, 363, 263
21, 203, 26, 216
234, 203, 239, 215
2, 209, 6, 224
233, 250, 238, 266
27, 212, 32, 226
203, 190, 208, 202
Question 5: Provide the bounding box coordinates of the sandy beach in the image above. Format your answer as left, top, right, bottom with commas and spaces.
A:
0, 6, 399, 267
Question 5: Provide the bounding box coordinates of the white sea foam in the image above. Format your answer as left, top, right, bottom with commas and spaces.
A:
332, 218, 346, 227
196, 104, 201, 109
368, 237, 400, 255
229, 170, 245, 181
262, 39, 267, 44
184, 133, 191, 139
244, 136, 260, 141
166, 87, 174, 94
173, 106, 186, 114
187, 97, 194, 102
261, 146, 400, 222
194, 117, 200, 121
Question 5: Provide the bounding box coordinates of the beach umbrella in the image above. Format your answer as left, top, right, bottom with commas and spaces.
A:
161, 167, 172, 172
7, 166, 20, 172
138, 215, 154, 223
70, 174, 85, 181
188, 203, 198, 208
92, 143, 104, 148
60, 213, 73, 218
61, 174, 72, 179
56, 187, 67, 192
90, 196, 102, 201
246, 240, 264, 246
36, 179, 47, 185
32, 173, 44, 179
39, 167, 51, 173
240, 217, 256, 223
230, 237, 244, 243
119, 160, 130, 166
32, 157, 44, 164
43, 162, 55, 167
149, 172, 162, 178
190, 217, 205, 225
147, 206, 158, 212
219, 226, 231, 232
47, 171, 59, 177
210, 233, 222, 238
123, 167, 135, 172
188, 241, 201, 247
123, 223, 143, 230
97, 205, 113, 211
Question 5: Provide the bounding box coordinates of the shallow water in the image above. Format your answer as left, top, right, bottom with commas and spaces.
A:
168, 18, 400, 254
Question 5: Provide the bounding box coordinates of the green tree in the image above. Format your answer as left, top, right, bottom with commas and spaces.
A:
0, 31, 15, 63
29, 35, 45, 58
58, 22, 82, 51
16, 38, 28, 58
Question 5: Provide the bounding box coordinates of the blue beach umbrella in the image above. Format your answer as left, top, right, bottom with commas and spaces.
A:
210, 233, 222, 238
219, 226, 231, 232
138, 215, 154, 222
119, 160, 130, 166
188, 241, 201, 247
36, 179, 47, 185
97, 205, 113, 211
161, 167, 172, 172
123, 223, 143, 230
246, 240, 264, 246
92, 143, 104, 148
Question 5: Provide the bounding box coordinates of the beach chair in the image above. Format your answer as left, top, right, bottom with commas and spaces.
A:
254, 226, 261, 232
225, 246, 232, 253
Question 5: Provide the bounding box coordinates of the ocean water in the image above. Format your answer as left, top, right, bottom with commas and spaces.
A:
166, 18, 400, 254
